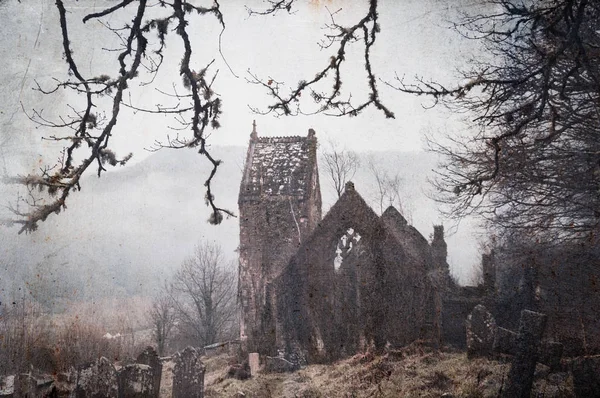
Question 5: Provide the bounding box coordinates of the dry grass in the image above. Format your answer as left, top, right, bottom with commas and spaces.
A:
201, 347, 575, 398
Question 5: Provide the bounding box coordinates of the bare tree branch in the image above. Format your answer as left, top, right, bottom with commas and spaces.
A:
247, 0, 394, 119
5, 0, 235, 233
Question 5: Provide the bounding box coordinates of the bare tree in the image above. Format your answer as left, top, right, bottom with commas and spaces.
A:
367, 157, 412, 222
321, 140, 360, 198
148, 281, 177, 356
394, 0, 600, 243
172, 241, 237, 347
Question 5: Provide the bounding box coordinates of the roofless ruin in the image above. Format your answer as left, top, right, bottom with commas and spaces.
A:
238, 123, 473, 364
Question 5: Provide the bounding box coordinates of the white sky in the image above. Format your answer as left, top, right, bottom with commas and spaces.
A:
0, 0, 492, 285
1, 0, 486, 163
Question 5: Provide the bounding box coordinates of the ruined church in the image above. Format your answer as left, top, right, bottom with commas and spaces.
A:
238, 125, 456, 363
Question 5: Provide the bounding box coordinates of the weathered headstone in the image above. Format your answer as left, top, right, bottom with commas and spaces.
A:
118, 364, 155, 398
501, 310, 547, 398
172, 347, 205, 398
136, 346, 162, 397
571, 355, 600, 398
248, 353, 259, 377
466, 304, 497, 358
74, 357, 119, 398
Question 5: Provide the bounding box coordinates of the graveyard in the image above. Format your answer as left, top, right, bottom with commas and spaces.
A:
2, 0, 600, 396
0, 339, 581, 397
203, 346, 576, 398
1, 128, 598, 397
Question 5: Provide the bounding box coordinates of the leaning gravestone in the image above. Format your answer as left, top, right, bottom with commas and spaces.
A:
501, 310, 547, 398
466, 304, 497, 358
74, 357, 119, 398
172, 347, 206, 398
136, 346, 162, 397
118, 364, 155, 398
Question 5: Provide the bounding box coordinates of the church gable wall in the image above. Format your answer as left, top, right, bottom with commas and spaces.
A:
277, 184, 435, 362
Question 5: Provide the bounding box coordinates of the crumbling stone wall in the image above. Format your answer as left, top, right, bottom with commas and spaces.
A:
381, 207, 442, 345
276, 183, 436, 363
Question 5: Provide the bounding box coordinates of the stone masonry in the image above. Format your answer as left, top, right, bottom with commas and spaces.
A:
238, 126, 453, 363
238, 123, 322, 354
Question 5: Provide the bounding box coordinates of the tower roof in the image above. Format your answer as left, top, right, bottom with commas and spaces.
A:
240, 127, 317, 199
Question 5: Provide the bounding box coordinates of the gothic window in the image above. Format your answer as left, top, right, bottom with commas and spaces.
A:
334, 227, 362, 271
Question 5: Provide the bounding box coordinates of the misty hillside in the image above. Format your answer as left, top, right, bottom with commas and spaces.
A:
0, 146, 480, 308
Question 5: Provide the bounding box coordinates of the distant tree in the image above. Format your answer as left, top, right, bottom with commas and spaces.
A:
0, 295, 48, 375
172, 241, 237, 347
396, 0, 600, 243
148, 282, 177, 356
367, 157, 413, 221
321, 140, 360, 198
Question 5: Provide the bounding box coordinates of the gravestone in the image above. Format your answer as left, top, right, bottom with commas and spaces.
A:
466, 304, 497, 358
248, 353, 259, 376
501, 310, 547, 398
136, 346, 162, 397
74, 357, 119, 398
118, 364, 154, 398
172, 347, 205, 398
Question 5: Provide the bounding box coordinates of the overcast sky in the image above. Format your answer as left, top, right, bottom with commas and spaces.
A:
1, 0, 487, 163
0, 0, 492, 286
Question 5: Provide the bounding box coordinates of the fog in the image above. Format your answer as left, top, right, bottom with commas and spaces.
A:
0, 0, 488, 306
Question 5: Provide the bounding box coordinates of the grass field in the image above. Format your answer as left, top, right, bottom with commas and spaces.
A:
191, 345, 575, 398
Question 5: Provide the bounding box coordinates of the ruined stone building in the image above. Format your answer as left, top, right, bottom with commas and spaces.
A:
274, 182, 443, 362
238, 126, 455, 363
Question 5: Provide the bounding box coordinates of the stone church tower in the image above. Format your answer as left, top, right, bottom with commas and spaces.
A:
238, 123, 322, 354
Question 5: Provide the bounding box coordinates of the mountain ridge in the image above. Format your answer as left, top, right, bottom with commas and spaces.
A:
0, 145, 480, 309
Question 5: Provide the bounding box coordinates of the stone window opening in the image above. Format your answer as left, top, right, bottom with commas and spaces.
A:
334, 227, 362, 271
